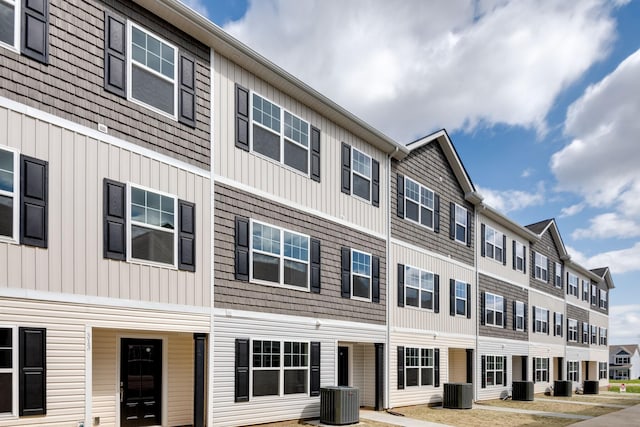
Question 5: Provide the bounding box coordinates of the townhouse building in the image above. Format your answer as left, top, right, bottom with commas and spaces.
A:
1, 0, 212, 426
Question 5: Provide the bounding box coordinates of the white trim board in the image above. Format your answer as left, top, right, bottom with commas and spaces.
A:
391, 238, 476, 272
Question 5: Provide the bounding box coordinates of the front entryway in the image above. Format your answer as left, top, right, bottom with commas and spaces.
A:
338, 346, 350, 386
120, 338, 163, 426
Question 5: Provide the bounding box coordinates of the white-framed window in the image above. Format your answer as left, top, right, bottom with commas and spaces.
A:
128, 22, 178, 119
599, 362, 608, 380
351, 249, 371, 300
568, 319, 578, 342
251, 92, 311, 175
599, 328, 607, 346
582, 322, 589, 344
484, 355, 505, 387
591, 284, 597, 305
455, 280, 467, 316
534, 307, 548, 334
453, 204, 468, 244
515, 301, 525, 331
404, 265, 435, 310
554, 262, 562, 287
404, 177, 434, 229
0, 0, 19, 52
250, 220, 310, 291
534, 253, 548, 281
351, 148, 372, 202
535, 357, 549, 382
554, 312, 563, 336
568, 273, 579, 297
599, 289, 607, 309
484, 225, 504, 263
129, 185, 177, 267
615, 353, 630, 365
567, 361, 579, 382
405, 347, 435, 387
484, 292, 504, 327
251, 340, 309, 397
582, 280, 589, 301
0, 147, 19, 242
590, 325, 597, 345
514, 241, 525, 272
0, 326, 17, 416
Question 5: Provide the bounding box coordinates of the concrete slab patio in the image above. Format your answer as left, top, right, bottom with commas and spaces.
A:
569, 403, 640, 426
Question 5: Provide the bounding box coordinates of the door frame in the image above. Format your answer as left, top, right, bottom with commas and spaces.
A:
336, 342, 353, 386
116, 334, 168, 427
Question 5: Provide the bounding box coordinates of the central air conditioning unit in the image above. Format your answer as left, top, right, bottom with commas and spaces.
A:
320, 386, 360, 425
512, 381, 534, 401
583, 380, 600, 394
554, 380, 573, 397
443, 383, 473, 409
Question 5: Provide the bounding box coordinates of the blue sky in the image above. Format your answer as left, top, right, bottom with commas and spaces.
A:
186, 0, 639, 344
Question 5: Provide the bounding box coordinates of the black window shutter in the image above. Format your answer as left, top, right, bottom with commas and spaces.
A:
103, 10, 126, 97
553, 313, 557, 336
396, 174, 404, 218
341, 143, 351, 194
566, 318, 569, 341
20, 155, 48, 248
481, 355, 486, 388
532, 357, 536, 383
524, 304, 528, 331
466, 210, 472, 247
503, 297, 507, 328
566, 272, 570, 295
434, 194, 440, 233
502, 234, 507, 265
397, 264, 404, 307
235, 84, 250, 151
503, 356, 507, 385
547, 258, 550, 283
234, 217, 249, 281
19, 327, 46, 416
310, 342, 321, 396
178, 53, 196, 127
434, 274, 440, 313
178, 200, 195, 271
480, 291, 485, 325
397, 346, 404, 390
21, 0, 49, 64
449, 202, 455, 240
341, 247, 351, 298
234, 338, 249, 402
512, 301, 516, 330
103, 178, 126, 260
532, 306, 536, 332
512, 240, 516, 270
466, 283, 471, 318
531, 251, 536, 279
523, 246, 527, 274
434, 348, 440, 387
546, 310, 550, 335
480, 223, 486, 257
372, 256, 380, 303
560, 314, 563, 337
311, 126, 321, 182
372, 159, 380, 207
449, 279, 455, 316
310, 238, 321, 293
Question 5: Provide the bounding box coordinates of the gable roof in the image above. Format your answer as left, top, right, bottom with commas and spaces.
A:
591, 267, 616, 289
406, 129, 482, 205
525, 218, 570, 260
610, 344, 640, 357
525, 219, 553, 235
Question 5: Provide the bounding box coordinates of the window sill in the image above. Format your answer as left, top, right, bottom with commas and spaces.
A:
0, 235, 20, 245
403, 304, 435, 313
351, 295, 372, 303
404, 217, 434, 232
128, 96, 178, 122
0, 41, 19, 55
127, 257, 178, 270
350, 192, 373, 206
485, 323, 505, 328
250, 278, 310, 293
249, 149, 311, 180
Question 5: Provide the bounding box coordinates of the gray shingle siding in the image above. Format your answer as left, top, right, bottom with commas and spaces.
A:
214, 182, 387, 325
0, 0, 211, 169
529, 229, 564, 298
478, 273, 529, 341
567, 304, 589, 348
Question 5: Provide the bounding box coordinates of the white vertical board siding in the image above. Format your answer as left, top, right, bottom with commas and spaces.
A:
476, 214, 530, 287
0, 105, 211, 307
212, 311, 384, 427
565, 266, 590, 310
214, 53, 388, 236
477, 339, 529, 400
361, 345, 376, 407
530, 343, 564, 394
528, 291, 565, 345
390, 243, 475, 335
589, 311, 609, 329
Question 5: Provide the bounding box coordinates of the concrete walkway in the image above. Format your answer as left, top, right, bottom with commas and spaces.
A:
569, 403, 640, 426
359, 409, 450, 426
472, 403, 592, 420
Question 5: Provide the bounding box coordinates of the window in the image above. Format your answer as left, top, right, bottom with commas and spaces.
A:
455, 280, 467, 316
568, 273, 578, 297
129, 23, 177, 117
351, 148, 372, 201
484, 225, 504, 263
554, 262, 562, 287
251, 221, 309, 290
534, 253, 548, 281
599, 362, 608, 380
567, 361, 578, 382
582, 280, 589, 301
599, 290, 607, 309
484, 355, 505, 387
252, 340, 308, 396
351, 250, 371, 300
0, 327, 15, 415
615, 353, 630, 365
599, 328, 607, 346
0, 0, 19, 51
129, 186, 176, 266
453, 204, 468, 244
534, 307, 548, 334
251, 93, 311, 174
535, 357, 549, 382
0, 147, 18, 241
590, 325, 597, 345
404, 177, 434, 229
554, 312, 563, 337
484, 293, 504, 327
514, 241, 525, 272
405, 348, 434, 387
405, 266, 435, 310
515, 301, 525, 331
582, 322, 589, 344
568, 319, 578, 342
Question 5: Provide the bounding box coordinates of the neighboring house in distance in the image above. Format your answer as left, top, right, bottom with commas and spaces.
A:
609, 345, 640, 380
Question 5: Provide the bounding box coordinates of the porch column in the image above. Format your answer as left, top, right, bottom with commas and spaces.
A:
194, 333, 207, 427
374, 343, 384, 411
466, 349, 474, 383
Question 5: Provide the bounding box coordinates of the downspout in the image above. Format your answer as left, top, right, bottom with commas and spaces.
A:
385, 146, 398, 409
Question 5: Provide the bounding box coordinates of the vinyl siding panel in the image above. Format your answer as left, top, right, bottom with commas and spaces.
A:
565, 265, 589, 308
530, 343, 565, 394
477, 339, 529, 400
0, 105, 211, 307
529, 229, 563, 298
478, 273, 529, 341
528, 291, 565, 345
214, 53, 387, 236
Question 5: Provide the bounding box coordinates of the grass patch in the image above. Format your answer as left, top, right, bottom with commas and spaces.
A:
610, 379, 640, 384
540, 394, 640, 406
608, 385, 640, 393
476, 399, 619, 417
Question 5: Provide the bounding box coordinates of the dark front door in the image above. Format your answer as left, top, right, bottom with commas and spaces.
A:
338, 346, 349, 386
120, 338, 162, 427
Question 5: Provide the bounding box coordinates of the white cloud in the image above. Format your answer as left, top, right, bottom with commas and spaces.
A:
224, 0, 617, 141
559, 203, 585, 218
565, 242, 640, 274
609, 305, 640, 344
477, 182, 545, 214
572, 212, 640, 240
520, 168, 534, 178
